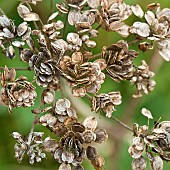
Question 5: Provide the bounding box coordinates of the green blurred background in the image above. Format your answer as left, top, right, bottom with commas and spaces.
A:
0, 0, 170, 170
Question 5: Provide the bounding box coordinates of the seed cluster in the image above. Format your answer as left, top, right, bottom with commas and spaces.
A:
0, 0, 170, 170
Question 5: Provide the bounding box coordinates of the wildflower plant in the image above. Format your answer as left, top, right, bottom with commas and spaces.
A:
0, 0, 170, 170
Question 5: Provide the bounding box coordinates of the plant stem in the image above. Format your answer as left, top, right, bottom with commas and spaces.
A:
89, 53, 101, 59
50, 0, 54, 14
27, 114, 39, 145
25, 2, 42, 29
62, 8, 70, 38
96, 25, 101, 30
128, 38, 142, 45
0, 67, 31, 71
0, 7, 6, 15
111, 115, 133, 132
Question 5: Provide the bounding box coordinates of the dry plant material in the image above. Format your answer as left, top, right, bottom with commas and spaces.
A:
0, 0, 170, 170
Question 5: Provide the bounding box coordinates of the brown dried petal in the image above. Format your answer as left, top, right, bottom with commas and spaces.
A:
86, 146, 98, 161
91, 155, 105, 170
23, 12, 40, 21
48, 12, 59, 22
68, 10, 81, 26
17, 4, 30, 18
72, 123, 85, 133
132, 156, 147, 170
55, 98, 71, 112
83, 131, 96, 143
72, 87, 86, 97
150, 156, 163, 170
17, 22, 28, 36
141, 108, 153, 119
128, 146, 143, 159
43, 137, 58, 152
83, 116, 98, 131
87, 0, 100, 9
62, 150, 74, 163
71, 52, 83, 65
131, 4, 144, 18
59, 163, 72, 170
94, 128, 108, 143
42, 91, 54, 104
147, 3, 160, 11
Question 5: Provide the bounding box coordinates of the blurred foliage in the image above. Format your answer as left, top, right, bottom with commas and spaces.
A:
0, 0, 170, 170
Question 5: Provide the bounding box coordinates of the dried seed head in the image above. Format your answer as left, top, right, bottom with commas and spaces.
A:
131, 60, 156, 98
0, 74, 37, 112
92, 91, 122, 118
102, 40, 138, 82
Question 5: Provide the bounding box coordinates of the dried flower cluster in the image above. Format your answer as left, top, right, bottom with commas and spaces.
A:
0, 0, 170, 170
129, 109, 170, 170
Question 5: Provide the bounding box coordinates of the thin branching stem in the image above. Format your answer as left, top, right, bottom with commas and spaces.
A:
0, 7, 6, 15
59, 76, 66, 98
89, 53, 101, 59
27, 114, 39, 145
85, 94, 133, 132
27, 102, 42, 145
128, 38, 142, 45
25, 2, 43, 29
111, 115, 133, 132
50, 0, 54, 14
62, 8, 70, 38
96, 25, 101, 30
0, 67, 31, 71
